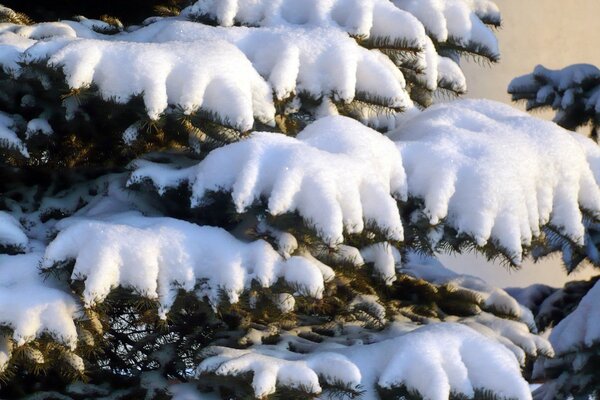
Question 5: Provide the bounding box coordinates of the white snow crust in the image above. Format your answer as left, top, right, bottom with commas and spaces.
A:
392, 99, 600, 263
130, 116, 407, 245
198, 322, 531, 400
43, 215, 333, 316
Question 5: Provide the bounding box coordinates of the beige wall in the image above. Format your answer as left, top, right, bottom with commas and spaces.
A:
462, 0, 600, 105
441, 1, 600, 287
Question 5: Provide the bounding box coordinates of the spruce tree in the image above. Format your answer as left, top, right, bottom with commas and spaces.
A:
0, 1, 597, 399
509, 64, 600, 399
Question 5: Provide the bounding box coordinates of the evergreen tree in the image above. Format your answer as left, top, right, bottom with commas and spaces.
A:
0, 1, 597, 399
509, 64, 600, 399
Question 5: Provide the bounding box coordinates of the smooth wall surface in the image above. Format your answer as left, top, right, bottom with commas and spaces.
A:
442, 0, 600, 287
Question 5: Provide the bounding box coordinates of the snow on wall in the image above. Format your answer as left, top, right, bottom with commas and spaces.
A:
130, 116, 407, 245
198, 322, 531, 400
43, 215, 334, 317
392, 99, 600, 263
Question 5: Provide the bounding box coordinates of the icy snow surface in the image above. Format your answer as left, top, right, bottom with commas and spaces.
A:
392, 99, 600, 263
43, 214, 333, 316
547, 279, 600, 355
198, 322, 531, 400
130, 116, 407, 245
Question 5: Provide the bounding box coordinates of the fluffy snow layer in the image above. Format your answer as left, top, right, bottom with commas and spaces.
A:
0, 253, 79, 353
43, 215, 333, 316
123, 20, 411, 108
394, 0, 499, 59
130, 116, 407, 245
0, 210, 28, 249
548, 279, 600, 355
45, 39, 275, 128
0, 0, 494, 127
199, 323, 531, 400
392, 99, 600, 263
182, 0, 427, 49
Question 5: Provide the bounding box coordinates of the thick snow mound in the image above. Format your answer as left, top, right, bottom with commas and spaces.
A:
394, 0, 499, 59
0, 210, 28, 249
392, 99, 600, 263
548, 279, 600, 355
130, 116, 407, 245
182, 0, 427, 49
0, 253, 79, 352
43, 39, 275, 128
198, 323, 530, 400
124, 20, 411, 107
43, 215, 333, 316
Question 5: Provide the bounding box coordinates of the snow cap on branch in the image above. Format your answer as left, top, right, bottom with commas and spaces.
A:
392, 99, 600, 263
130, 116, 407, 245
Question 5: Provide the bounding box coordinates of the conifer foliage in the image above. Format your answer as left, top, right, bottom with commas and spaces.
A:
510, 64, 600, 400
0, 1, 598, 399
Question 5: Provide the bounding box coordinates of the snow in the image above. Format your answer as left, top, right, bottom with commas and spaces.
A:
403, 252, 532, 323
509, 64, 600, 128
182, 0, 428, 50
393, 0, 499, 59
547, 279, 600, 355
130, 116, 407, 245
0, 111, 28, 157
392, 99, 600, 263
43, 215, 332, 316
0, 210, 28, 249
198, 322, 531, 400
0, 253, 79, 350
124, 20, 412, 108
47, 39, 275, 127
26, 117, 53, 138
360, 242, 401, 283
